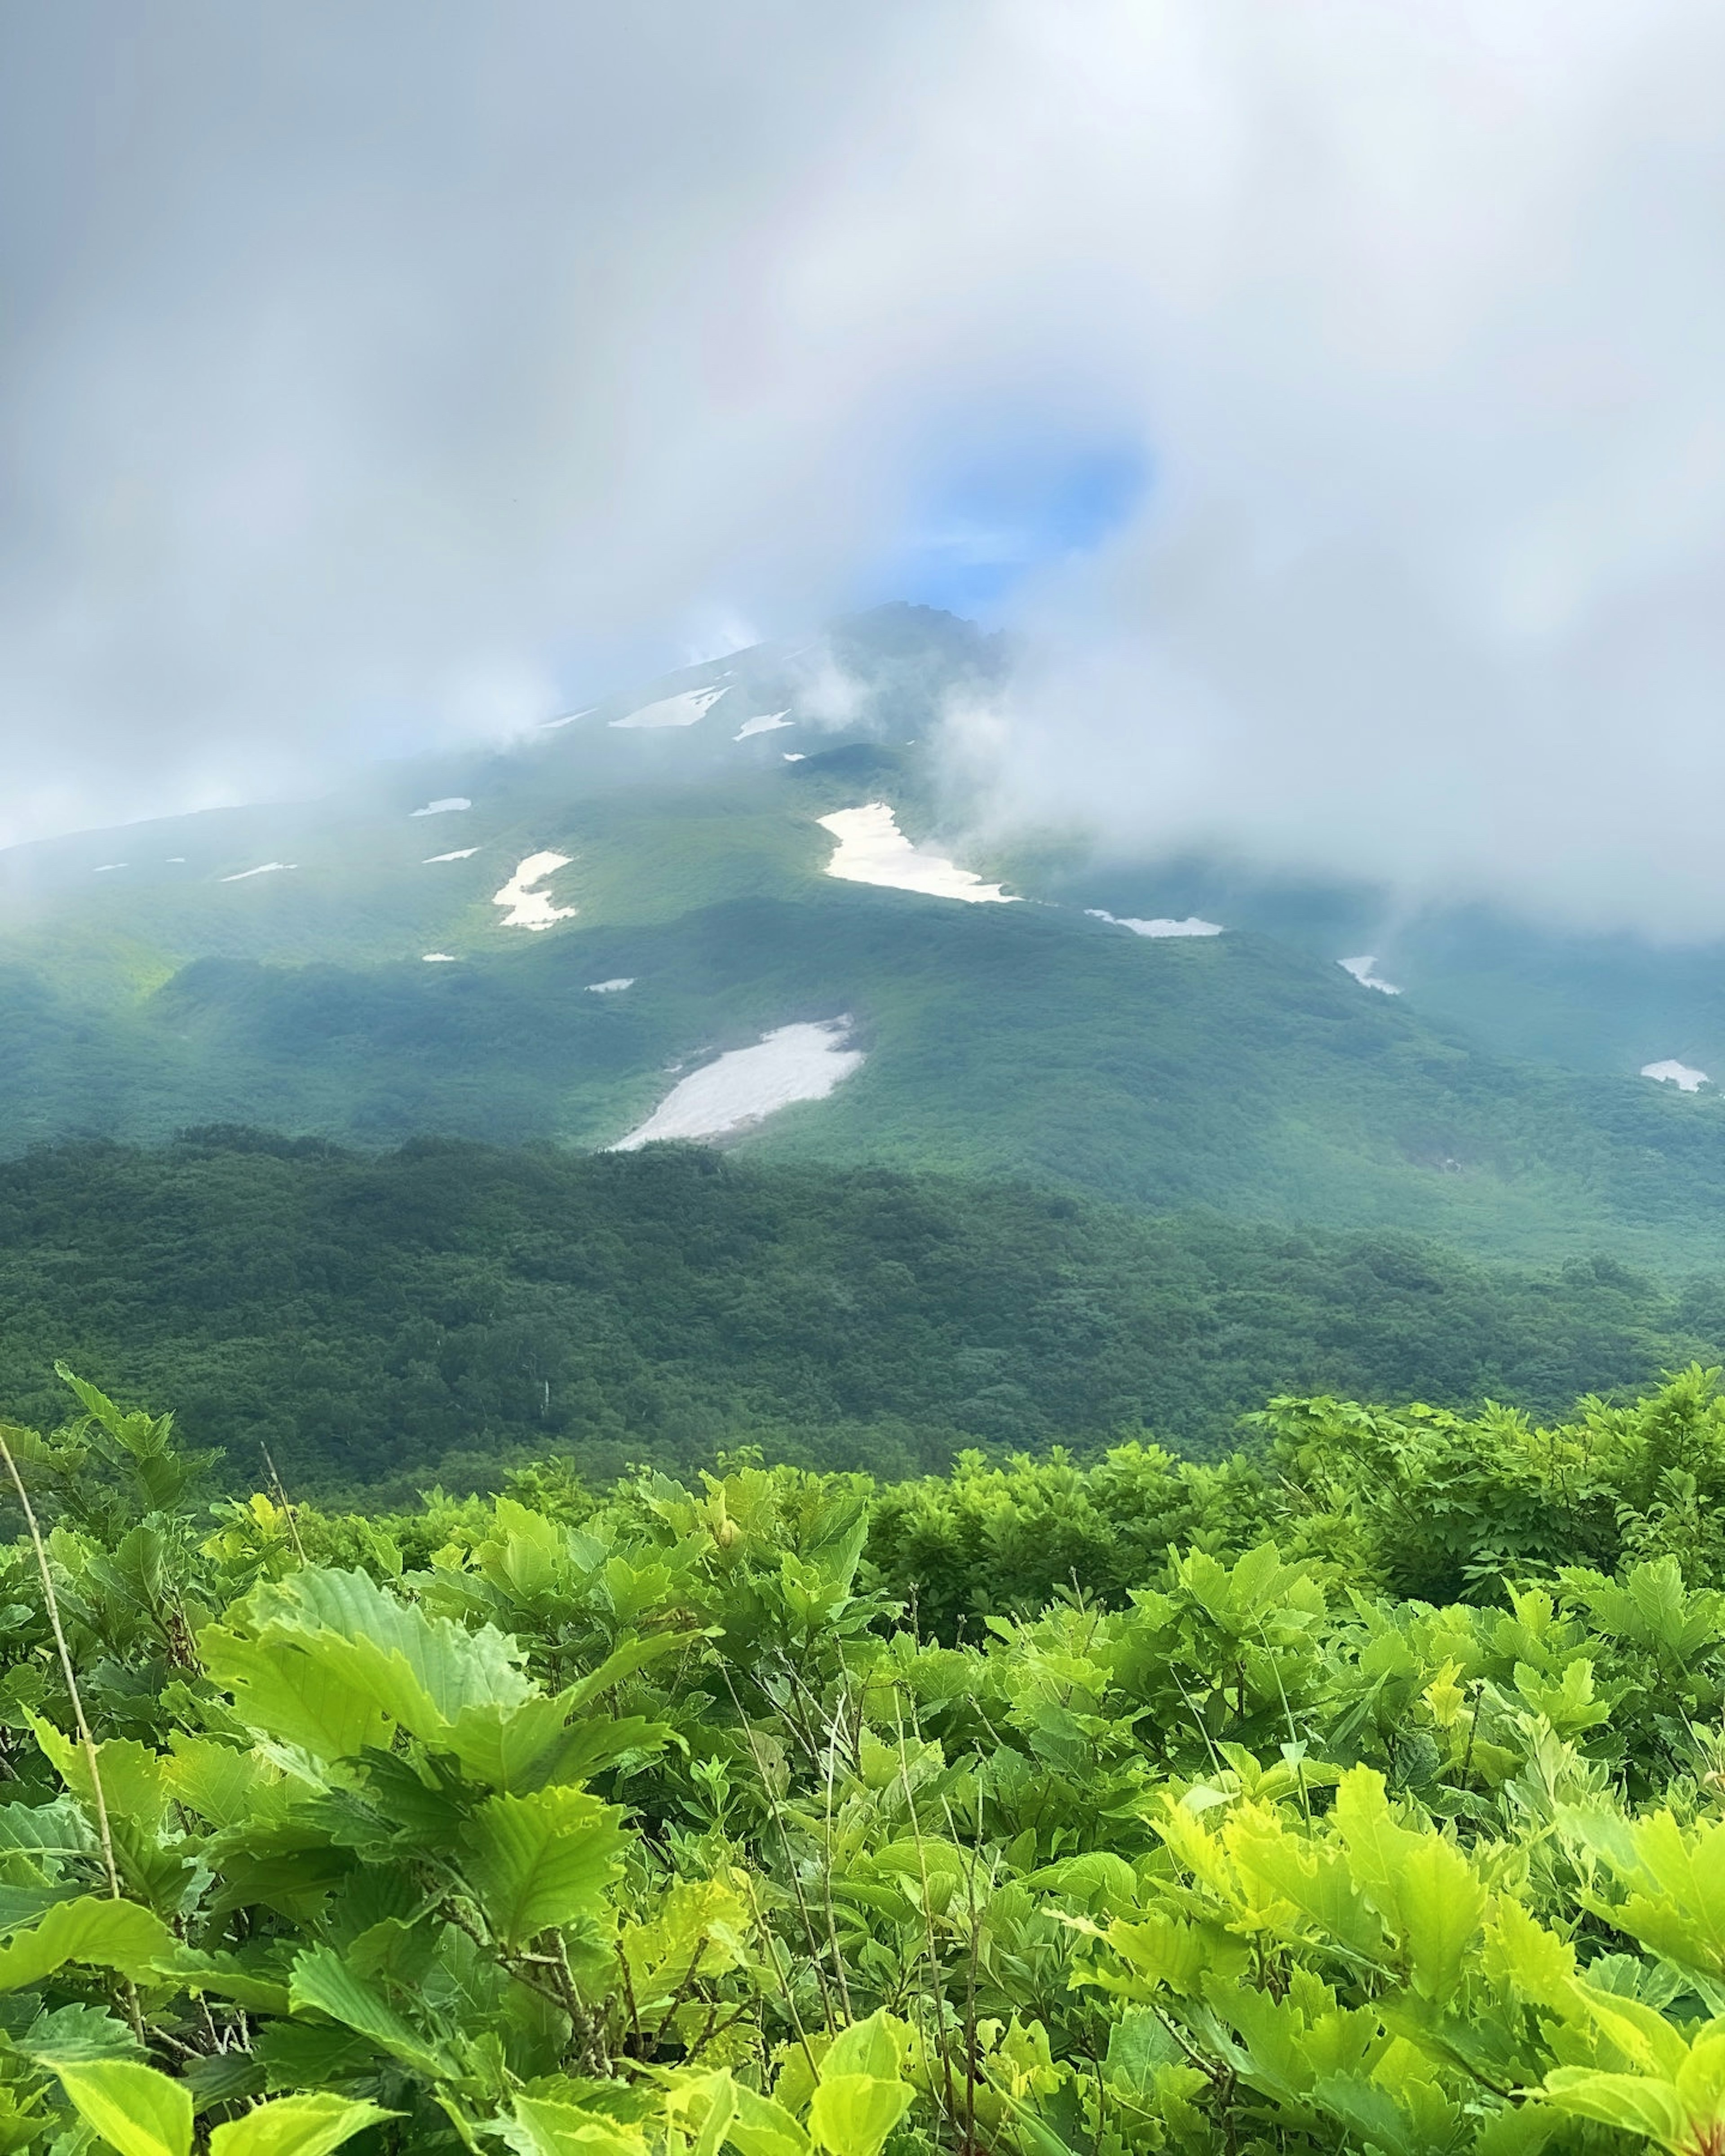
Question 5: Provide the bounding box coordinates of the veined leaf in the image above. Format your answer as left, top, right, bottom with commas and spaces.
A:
463, 1785, 625, 1952
0, 1896, 173, 1991
250, 1568, 535, 1739
202, 1624, 392, 1764
507, 2094, 648, 2154
209, 2093, 398, 2156
49, 2058, 192, 2156
288, 1944, 457, 2081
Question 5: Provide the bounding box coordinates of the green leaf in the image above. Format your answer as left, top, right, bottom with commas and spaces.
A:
1395, 1834, 1486, 2000
721, 2084, 809, 2156
463, 1785, 625, 1952
805, 2077, 912, 2156
0, 1896, 173, 1991
209, 2093, 398, 2156
1540, 2068, 1690, 2150
288, 1944, 457, 2081
49, 2059, 192, 2156
508, 2094, 648, 2155
202, 1624, 392, 1764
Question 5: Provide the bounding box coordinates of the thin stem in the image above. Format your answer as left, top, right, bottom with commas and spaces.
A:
261, 1445, 308, 1566
0, 1430, 122, 1900
0, 1428, 144, 2046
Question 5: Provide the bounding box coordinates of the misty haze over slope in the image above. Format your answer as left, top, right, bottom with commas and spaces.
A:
4, 4, 1725, 941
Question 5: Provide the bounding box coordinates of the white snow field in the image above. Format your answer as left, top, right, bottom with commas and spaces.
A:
1339, 955, 1401, 994
783, 752, 805, 762
493, 852, 576, 931
220, 862, 295, 883
612, 1019, 864, 1150
735, 711, 792, 740
93, 863, 125, 874
817, 803, 1017, 903
422, 953, 458, 963
610, 686, 726, 729
1086, 909, 1223, 938
586, 978, 635, 994
1642, 1060, 1710, 1091
411, 797, 471, 817
424, 847, 480, 863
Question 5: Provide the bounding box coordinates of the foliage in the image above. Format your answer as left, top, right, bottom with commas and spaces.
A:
0, 1368, 1721, 2147
0, 1137, 1718, 1495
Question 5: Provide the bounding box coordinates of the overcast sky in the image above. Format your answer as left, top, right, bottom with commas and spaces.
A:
4, 2, 1725, 932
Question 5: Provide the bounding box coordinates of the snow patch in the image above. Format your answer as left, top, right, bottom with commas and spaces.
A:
93, 863, 126, 874
221, 862, 295, 883
612, 1020, 863, 1149
817, 803, 1017, 904
165, 857, 186, 864
587, 978, 635, 994
422, 953, 459, 963
540, 705, 595, 732
493, 851, 575, 931
424, 847, 480, 863
1086, 909, 1222, 938
410, 797, 471, 817
1642, 1060, 1710, 1091
1339, 955, 1401, 995
735, 711, 793, 740
783, 752, 805, 762
610, 686, 726, 730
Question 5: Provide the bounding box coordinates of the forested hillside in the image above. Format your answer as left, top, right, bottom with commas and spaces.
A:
1, 1133, 1720, 1495
0, 1363, 1720, 2147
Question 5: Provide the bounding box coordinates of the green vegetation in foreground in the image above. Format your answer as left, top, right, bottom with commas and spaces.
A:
0, 1366, 1724, 2146
3, 1134, 1724, 1493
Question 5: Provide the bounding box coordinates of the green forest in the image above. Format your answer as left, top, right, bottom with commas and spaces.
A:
1, 1135, 1721, 1496
0, 1361, 1718, 2147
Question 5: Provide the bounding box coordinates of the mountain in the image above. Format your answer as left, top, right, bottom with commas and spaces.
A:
2, 602, 1724, 1269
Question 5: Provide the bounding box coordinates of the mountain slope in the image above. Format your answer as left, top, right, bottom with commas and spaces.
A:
2, 606, 1724, 1268
0, 1135, 1713, 1493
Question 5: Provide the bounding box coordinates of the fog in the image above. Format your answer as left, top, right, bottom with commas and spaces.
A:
4, 2, 1725, 932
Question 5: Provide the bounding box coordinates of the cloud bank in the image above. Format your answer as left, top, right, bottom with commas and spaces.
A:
4, 2, 1725, 933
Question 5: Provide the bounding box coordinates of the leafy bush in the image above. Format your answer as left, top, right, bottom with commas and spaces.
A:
0, 1365, 1723, 2147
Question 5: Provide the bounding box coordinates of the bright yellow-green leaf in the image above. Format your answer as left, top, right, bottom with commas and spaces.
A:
1395, 1834, 1486, 1999
509, 2094, 648, 2155
463, 1785, 625, 1951
209, 2094, 397, 2156
0, 1897, 174, 1992
806, 2076, 912, 2156
50, 2059, 191, 2156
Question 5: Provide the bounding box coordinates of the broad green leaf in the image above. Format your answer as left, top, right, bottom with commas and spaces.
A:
49, 2058, 191, 2156
249, 1568, 535, 1740
805, 2077, 912, 2156
1396, 1834, 1486, 1999
508, 2094, 648, 2155
288, 1944, 457, 2081
463, 1785, 625, 1951
209, 2093, 398, 2156
0, 1896, 173, 1991
1540, 2068, 1689, 2150
723, 2085, 809, 2156
822, 2012, 903, 2084
31, 1720, 168, 1832
202, 1625, 392, 1763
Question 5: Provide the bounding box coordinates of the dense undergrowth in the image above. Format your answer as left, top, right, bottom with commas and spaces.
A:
0, 1370, 1717, 2147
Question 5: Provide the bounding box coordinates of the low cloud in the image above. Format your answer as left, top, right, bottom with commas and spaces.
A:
5, 2, 1725, 937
